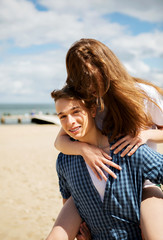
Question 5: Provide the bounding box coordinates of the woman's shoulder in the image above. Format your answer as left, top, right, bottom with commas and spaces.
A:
137, 82, 163, 111
136, 82, 161, 98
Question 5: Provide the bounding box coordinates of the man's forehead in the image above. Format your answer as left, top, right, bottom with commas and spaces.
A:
56, 98, 82, 107
56, 98, 83, 114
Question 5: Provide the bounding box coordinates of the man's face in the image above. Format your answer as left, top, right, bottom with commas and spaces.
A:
55, 98, 95, 141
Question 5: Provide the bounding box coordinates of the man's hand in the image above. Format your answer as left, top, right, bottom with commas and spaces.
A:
76, 222, 91, 240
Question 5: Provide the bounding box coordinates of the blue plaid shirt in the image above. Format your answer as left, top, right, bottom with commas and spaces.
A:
56, 143, 163, 240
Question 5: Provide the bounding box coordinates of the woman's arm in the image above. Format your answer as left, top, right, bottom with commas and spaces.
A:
46, 197, 82, 240
111, 83, 163, 157
111, 127, 163, 157
55, 127, 89, 155
55, 128, 121, 181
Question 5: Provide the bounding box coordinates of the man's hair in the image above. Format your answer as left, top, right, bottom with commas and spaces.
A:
51, 85, 96, 110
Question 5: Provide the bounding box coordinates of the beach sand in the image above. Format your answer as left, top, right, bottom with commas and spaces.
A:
0, 125, 61, 240
0, 125, 163, 240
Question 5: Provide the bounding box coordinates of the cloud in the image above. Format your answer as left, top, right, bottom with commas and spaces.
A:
0, 0, 162, 102
0, 49, 67, 102
39, 0, 163, 22
1, 0, 162, 48
0, 0, 126, 47
115, 0, 163, 22
111, 31, 163, 59
109, 31, 163, 86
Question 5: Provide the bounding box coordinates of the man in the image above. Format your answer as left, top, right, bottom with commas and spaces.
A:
48, 86, 163, 240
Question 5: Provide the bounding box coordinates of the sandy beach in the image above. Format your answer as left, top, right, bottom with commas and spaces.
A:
0, 124, 163, 240
0, 125, 61, 240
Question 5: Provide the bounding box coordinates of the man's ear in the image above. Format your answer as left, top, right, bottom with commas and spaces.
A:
91, 106, 97, 118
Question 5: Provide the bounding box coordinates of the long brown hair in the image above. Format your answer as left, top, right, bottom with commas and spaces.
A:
66, 38, 163, 140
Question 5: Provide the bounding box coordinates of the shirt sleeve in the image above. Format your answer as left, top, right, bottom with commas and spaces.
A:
56, 153, 71, 199
143, 85, 163, 126
142, 145, 163, 184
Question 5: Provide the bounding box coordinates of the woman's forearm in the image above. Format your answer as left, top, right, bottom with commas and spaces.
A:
146, 128, 163, 143
54, 128, 121, 180
54, 128, 87, 155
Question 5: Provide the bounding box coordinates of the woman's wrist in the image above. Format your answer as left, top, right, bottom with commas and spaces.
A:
78, 142, 89, 157
142, 129, 163, 143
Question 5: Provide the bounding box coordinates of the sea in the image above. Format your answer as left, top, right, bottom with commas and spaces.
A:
0, 103, 56, 125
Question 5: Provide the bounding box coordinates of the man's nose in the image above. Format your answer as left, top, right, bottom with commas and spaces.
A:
67, 115, 75, 125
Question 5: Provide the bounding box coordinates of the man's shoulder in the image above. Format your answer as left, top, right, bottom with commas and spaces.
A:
56, 153, 83, 174
57, 152, 81, 159
129, 144, 162, 162
57, 152, 82, 164
130, 144, 152, 157
121, 144, 151, 166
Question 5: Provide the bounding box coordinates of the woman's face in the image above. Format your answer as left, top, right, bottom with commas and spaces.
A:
55, 98, 96, 142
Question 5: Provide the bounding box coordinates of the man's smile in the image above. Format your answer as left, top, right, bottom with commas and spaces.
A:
69, 126, 81, 133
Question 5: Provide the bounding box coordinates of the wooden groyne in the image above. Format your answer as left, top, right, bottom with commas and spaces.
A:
1, 115, 30, 124
1, 114, 60, 125
31, 115, 60, 125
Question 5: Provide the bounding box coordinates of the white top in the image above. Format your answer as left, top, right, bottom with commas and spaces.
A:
137, 83, 163, 150
86, 164, 108, 201
86, 83, 163, 201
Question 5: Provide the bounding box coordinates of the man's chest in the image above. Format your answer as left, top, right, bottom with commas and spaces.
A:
64, 156, 142, 224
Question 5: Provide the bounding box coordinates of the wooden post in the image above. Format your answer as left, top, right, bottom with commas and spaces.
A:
1, 117, 5, 124
18, 118, 22, 124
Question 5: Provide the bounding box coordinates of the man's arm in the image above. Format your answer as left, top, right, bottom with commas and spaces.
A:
143, 145, 163, 184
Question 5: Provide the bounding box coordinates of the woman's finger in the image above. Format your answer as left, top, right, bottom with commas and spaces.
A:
127, 143, 141, 156
100, 150, 112, 160
110, 136, 129, 150
90, 166, 103, 181
120, 139, 142, 157
95, 166, 108, 181
96, 165, 117, 180
90, 159, 120, 181
120, 140, 137, 157
113, 140, 131, 154
102, 159, 122, 171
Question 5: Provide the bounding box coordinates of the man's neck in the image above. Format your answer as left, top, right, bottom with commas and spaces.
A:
80, 127, 109, 149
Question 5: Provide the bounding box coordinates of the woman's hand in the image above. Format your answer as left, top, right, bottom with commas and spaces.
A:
110, 130, 151, 157
81, 143, 121, 181
76, 222, 91, 240
55, 128, 121, 181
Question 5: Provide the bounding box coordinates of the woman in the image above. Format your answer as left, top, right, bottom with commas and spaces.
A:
56, 38, 163, 179
49, 39, 163, 240
47, 85, 163, 240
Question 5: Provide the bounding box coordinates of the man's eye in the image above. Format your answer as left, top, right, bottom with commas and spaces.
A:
60, 115, 66, 119
73, 110, 80, 114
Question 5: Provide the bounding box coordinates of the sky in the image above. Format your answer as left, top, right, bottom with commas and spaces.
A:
0, 0, 163, 103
